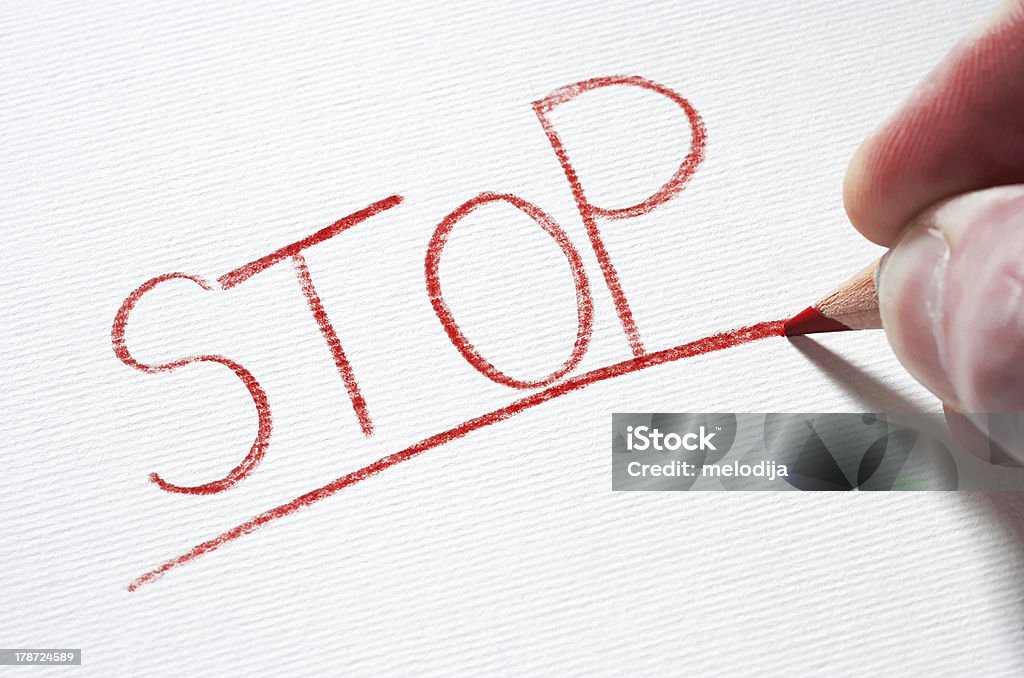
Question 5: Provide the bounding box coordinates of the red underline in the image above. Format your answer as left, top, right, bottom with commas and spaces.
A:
127, 319, 785, 592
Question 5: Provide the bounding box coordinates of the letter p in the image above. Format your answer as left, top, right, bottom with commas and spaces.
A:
533, 76, 706, 357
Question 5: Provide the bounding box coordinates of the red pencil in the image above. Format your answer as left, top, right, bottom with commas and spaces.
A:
784, 259, 882, 336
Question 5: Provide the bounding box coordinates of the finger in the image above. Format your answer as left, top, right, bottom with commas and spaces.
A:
878, 185, 1024, 413
844, 0, 1024, 246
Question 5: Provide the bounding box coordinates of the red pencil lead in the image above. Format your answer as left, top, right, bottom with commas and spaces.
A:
785, 259, 883, 337
783, 305, 852, 337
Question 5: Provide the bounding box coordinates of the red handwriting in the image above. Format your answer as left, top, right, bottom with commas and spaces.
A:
112, 273, 273, 494
426, 192, 594, 389
127, 319, 784, 591
293, 254, 374, 436
533, 75, 707, 357
112, 197, 402, 492
217, 195, 404, 290
114, 74, 766, 589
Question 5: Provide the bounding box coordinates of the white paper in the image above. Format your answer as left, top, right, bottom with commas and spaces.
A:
5, 0, 1022, 674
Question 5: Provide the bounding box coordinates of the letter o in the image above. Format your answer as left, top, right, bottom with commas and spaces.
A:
425, 192, 594, 389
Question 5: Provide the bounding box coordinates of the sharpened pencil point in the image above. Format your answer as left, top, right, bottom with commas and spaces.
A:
783, 305, 852, 337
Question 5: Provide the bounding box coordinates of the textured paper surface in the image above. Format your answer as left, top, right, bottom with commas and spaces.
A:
5, 0, 1024, 674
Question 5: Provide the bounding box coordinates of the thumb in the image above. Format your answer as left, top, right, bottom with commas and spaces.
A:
878, 185, 1024, 413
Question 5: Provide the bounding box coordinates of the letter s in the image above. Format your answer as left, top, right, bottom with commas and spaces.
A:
632, 425, 650, 450
112, 273, 272, 494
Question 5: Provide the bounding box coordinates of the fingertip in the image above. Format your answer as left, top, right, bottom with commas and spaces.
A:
843, 133, 898, 247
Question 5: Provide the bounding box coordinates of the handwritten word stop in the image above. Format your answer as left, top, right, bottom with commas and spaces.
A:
112, 75, 706, 495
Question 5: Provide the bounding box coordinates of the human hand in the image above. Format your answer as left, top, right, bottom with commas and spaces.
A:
843, 1, 1024, 455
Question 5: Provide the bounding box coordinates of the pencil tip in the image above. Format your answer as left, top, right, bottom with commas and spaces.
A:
783, 305, 851, 337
